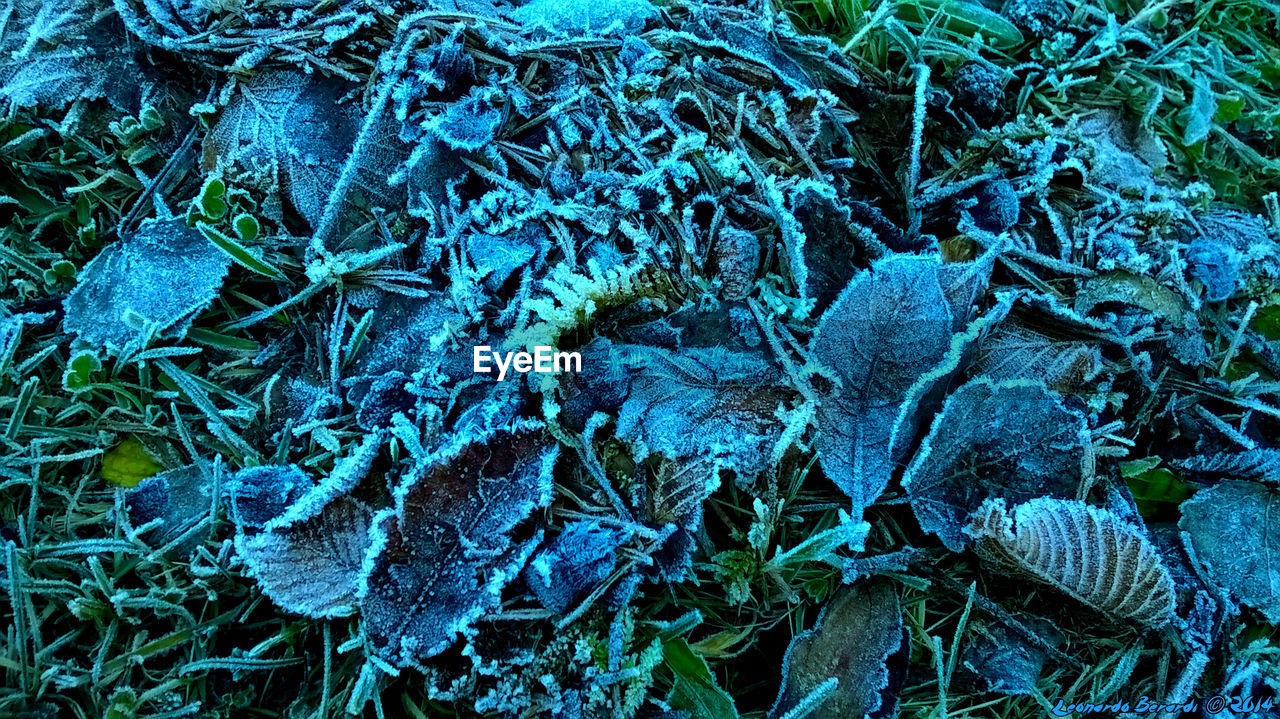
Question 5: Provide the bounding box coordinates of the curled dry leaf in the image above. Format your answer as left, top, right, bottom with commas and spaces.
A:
967, 497, 1177, 628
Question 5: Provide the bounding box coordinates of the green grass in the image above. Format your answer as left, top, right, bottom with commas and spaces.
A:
4, 0, 1280, 716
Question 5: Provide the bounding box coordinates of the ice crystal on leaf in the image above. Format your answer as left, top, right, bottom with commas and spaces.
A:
811, 255, 955, 516
771, 580, 905, 719
1186, 237, 1243, 302
1173, 450, 1280, 483
615, 343, 797, 484
511, 0, 658, 36
359, 424, 558, 666
32, 0, 1280, 713
903, 378, 1089, 551
523, 520, 631, 614
427, 86, 505, 152
226, 465, 312, 530
204, 69, 403, 230
63, 218, 231, 354
123, 465, 215, 555
237, 497, 373, 619
0, 0, 145, 111
960, 616, 1062, 696
1180, 480, 1280, 623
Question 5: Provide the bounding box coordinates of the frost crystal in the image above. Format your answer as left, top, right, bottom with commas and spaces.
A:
63, 219, 231, 353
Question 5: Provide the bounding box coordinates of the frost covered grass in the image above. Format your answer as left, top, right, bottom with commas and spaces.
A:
3, 0, 1280, 717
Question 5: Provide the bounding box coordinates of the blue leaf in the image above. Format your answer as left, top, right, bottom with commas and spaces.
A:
226, 465, 313, 530
772, 580, 905, 719
615, 343, 795, 483
961, 616, 1061, 696
63, 218, 231, 353
265, 431, 384, 530
205, 69, 405, 228
903, 378, 1088, 551
523, 520, 630, 614
358, 423, 559, 666
1180, 480, 1280, 623
0, 0, 144, 110
237, 497, 373, 619
1186, 237, 1243, 302
811, 255, 955, 516
428, 87, 504, 152
467, 223, 550, 292
512, 0, 657, 36
123, 465, 215, 555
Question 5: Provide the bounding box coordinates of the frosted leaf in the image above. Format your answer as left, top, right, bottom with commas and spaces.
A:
359, 424, 558, 666
226, 465, 312, 530
523, 520, 630, 614
0, 0, 143, 110
619, 35, 668, 76
237, 497, 372, 619
123, 465, 214, 554
467, 224, 549, 293
1074, 271, 1190, 329
967, 497, 1177, 628
811, 255, 954, 515
204, 69, 403, 228
1173, 450, 1280, 484
710, 225, 760, 301
512, 0, 657, 36
954, 177, 1019, 233
1003, 0, 1067, 36
973, 325, 1102, 395
350, 289, 465, 381
949, 62, 1005, 122
1182, 73, 1217, 147
62, 218, 231, 353
1180, 480, 1280, 623
678, 8, 816, 92
1194, 208, 1277, 255
558, 339, 634, 432
1076, 112, 1162, 193
643, 455, 718, 581
427, 86, 504, 152
614, 344, 796, 483
960, 616, 1061, 696
935, 258, 993, 331
1192, 208, 1280, 287
902, 378, 1088, 551
1185, 237, 1243, 302
356, 374, 414, 431
786, 182, 858, 309
771, 580, 905, 719
264, 431, 384, 530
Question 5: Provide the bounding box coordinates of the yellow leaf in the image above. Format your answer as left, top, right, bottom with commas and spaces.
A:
102, 437, 164, 488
